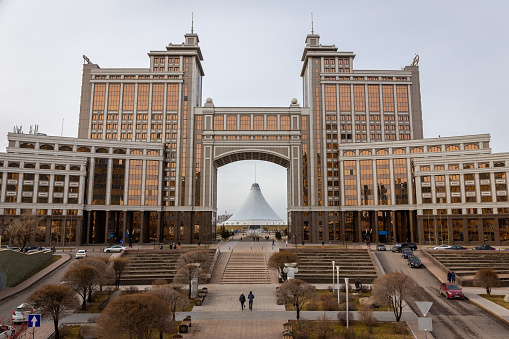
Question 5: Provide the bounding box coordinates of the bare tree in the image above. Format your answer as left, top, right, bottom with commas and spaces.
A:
268, 252, 300, 281
175, 250, 212, 273
314, 313, 335, 339
150, 284, 188, 321
112, 256, 130, 288
173, 263, 206, 298
27, 284, 79, 339
277, 279, 318, 323
77, 257, 114, 296
358, 305, 378, 334
372, 272, 420, 322
96, 293, 171, 339
3, 212, 42, 250
62, 263, 101, 310
473, 268, 501, 297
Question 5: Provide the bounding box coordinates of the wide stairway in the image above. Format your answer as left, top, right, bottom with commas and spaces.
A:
120, 251, 182, 285
220, 250, 271, 284
288, 249, 378, 284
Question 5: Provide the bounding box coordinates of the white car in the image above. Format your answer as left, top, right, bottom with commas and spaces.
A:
103, 245, 127, 253
11, 303, 34, 324
0, 325, 15, 339
75, 249, 87, 259
433, 244, 452, 250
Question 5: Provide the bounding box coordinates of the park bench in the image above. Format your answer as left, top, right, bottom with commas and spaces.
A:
179, 316, 192, 333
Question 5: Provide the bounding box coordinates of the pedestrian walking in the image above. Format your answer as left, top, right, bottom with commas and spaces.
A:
451, 271, 456, 283
248, 291, 255, 310
447, 270, 452, 283
239, 292, 246, 311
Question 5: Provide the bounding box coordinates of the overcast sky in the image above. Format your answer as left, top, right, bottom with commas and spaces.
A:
1, 0, 508, 221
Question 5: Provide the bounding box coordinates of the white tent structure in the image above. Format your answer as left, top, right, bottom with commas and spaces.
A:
222, 183, 285, 229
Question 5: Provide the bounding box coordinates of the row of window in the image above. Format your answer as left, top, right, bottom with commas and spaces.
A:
342, 143, 484, 156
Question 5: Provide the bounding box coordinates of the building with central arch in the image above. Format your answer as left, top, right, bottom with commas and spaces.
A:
1, 30, 508, 247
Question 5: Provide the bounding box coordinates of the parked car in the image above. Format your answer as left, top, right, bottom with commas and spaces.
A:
12, 303, 34, 324
24, 246, 39, 253
408, 242, 418, 250
440, 283, 465, 299
0, 245, 9, 250
408, 256, 423, 268
38, 247, 53, 252
103, 245, 127, 253
472, 244, 496, 250
402, 248, 414, 259
450, 245, 467, 250
0, 325, 15, 339
75, 249, 87, 259
376, 244, 386, 251
392, 243, 409, 253
433, 244, 452, 250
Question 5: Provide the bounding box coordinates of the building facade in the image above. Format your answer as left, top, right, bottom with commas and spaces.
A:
0, 31, 508, 247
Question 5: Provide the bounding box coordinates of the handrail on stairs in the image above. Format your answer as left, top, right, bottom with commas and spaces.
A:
221, 249, 233, 281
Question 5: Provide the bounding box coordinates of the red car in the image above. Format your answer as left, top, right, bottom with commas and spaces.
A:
440, 283, 465, 299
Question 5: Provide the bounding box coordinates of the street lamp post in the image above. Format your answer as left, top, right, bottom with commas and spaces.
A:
336, 266, 340, 306
345, 277, 349, 328
332, 261, 335, 295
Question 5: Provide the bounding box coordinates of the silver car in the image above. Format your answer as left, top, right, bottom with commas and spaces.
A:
11, 303, 34, 324
103, 245, 127, 253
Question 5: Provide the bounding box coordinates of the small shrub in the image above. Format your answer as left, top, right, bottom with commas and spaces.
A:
152, 279, 168, 286
124, 286, 139, 294
315, 314, 335, 339
307, 299, 319, 311
339, 292, 354, 302
321, 294, 340, 311
358, 306, 378, 334
337, 311, 354, 326
293, 325, 311, 339
339, 302, 357, 311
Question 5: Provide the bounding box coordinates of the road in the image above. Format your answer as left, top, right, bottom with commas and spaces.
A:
0, 249, 110, 334
375, 250, 509, 339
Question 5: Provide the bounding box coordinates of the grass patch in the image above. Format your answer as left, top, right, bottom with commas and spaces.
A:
83, 291, 111, 313
480, 294, 509, 310
16, 255, 61, 285
62, 325, 81, 338
290, 320, 411, 339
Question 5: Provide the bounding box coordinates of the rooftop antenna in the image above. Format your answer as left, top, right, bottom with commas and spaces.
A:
311, 13, 314, 34
191, 12, 194, 34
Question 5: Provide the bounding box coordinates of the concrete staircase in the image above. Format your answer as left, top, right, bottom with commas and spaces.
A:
220, 250, 271, 284
284, 249, 378, 284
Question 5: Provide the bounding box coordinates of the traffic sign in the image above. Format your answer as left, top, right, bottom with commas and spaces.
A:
415, 301, 433, 317
120, 239, 124, 244
28, 314, 41, 328
418, 317, 432, 331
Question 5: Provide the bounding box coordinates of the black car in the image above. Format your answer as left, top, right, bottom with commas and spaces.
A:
473, 244, 496, 251
392, 243, 409, 253
402, 248, 414, 259
23, 246, 39, 253
450, 245, 467, 250
408, 256, 423, 268
408, 242, 418, 250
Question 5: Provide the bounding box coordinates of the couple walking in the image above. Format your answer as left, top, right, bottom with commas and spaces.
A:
239, 291, 255, 311
447, 270, 456, 283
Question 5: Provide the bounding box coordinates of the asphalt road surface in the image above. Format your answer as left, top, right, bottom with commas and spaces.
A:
375, 250, 509, 339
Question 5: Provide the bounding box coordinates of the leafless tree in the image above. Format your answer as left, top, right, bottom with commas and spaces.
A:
277, 279, 318, 323
27, 284, 79, 339
96, 293, 171, 339
175, 250, 212, 273
150, 284, 189, 321
473, 268, 501, 297
173, 263, 206, 298
314, 313, 335, 339
372, 272, 420, 322
268, 251, 300, 281
3, 212, 42, 250
358, 305, 378, 334
111, 256, 130, 288
77, 257, 114, 296
62, 263, 101, 310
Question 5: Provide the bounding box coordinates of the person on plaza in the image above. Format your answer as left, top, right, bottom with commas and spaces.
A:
247, 291, 255, 310
447, 271, 452, 283
451, 271, 456, 283
239, 292, 246, 311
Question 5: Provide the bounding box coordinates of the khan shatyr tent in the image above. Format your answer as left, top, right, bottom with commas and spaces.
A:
223, 183, 285, 226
